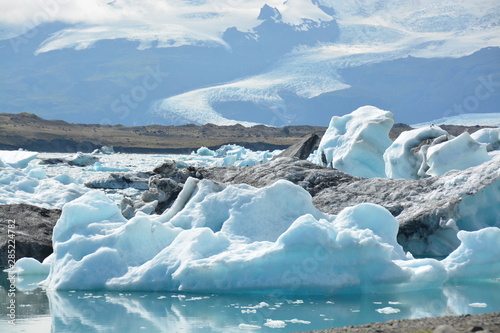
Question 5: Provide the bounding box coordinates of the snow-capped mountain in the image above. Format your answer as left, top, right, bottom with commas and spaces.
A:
1, 0, 499, 127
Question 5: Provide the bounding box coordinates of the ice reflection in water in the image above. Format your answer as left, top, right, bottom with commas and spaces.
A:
47, 282, 500, 332
1, 272, 499, 333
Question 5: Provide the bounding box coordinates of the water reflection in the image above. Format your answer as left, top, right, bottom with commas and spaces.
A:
45, 281, 500, 333
1, 271, 499, 333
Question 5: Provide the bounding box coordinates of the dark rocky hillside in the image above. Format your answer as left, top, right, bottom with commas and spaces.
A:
0, 113, 491, 153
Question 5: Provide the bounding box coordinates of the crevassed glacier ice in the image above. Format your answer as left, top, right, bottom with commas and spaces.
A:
27, 177, 499, 293
384, 126, 448, 179
314, 106, 394, 178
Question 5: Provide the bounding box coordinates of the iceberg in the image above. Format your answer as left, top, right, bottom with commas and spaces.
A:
443, 228, 500, 280
426, 132, 491, 177
0, 150, 38, 169
192, 144, 277, 167
471, 128, 500, 152
14, 176, 497, 294
314, 106, 394, 178
384, 126, 448, 179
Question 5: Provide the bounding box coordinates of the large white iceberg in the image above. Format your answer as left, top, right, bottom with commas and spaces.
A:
314, 106, 394, 178
21, 177, 497, 293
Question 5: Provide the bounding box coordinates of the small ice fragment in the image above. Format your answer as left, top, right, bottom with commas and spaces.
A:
263, 319, 286, 328
290, 300, 303, 304
376, 307, 401, 314
285, 319, 311, 324
239, 323, 261, 330
469, 303, 487, 308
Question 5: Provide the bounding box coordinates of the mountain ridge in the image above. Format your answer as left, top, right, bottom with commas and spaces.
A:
0, 112, 493, 154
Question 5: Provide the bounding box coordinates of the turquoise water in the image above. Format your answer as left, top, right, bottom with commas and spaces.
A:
1, 272, 499, 333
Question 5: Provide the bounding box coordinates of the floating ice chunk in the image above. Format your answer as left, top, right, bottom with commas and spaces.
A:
210, 144, 277, 167
27, 167, 46, 179
384, 126, 448, 179
469, 303, 487, 308
314, 106, 394, 178
54, 174, 77, 185
0, 150, 38, 168
375, 307, 400, 314
239, 323, 261, 329
471, 128, 500, 152
196, 146, 216, 156
241, 302, 270, 309
66, 153, 99, 166
442, 227, 500, 280
8, 257, 51, 275
426, 132, 491, 177
286, 318, 311, 324
89, 162, 132, 172
216, 144, 247, 159
263, 319, 286, 328
101, 146, 115, 155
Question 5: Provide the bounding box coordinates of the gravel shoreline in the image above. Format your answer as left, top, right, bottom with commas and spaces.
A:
304, 312, 500, 333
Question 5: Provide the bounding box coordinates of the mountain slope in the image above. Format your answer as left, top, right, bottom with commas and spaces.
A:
1, 0, 499, 127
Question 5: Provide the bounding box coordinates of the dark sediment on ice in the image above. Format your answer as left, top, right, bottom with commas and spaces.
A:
0, 204, 61, 267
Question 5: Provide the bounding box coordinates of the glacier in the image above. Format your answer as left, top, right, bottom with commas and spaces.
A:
2, 1, 499, 127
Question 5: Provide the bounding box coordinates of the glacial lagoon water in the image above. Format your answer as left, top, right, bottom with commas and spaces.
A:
1, 272, 499, 333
